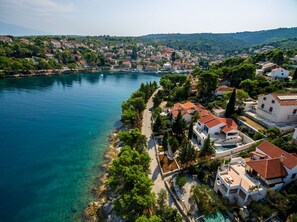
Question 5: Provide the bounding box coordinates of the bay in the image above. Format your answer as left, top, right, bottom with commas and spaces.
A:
0, 72, 161, 222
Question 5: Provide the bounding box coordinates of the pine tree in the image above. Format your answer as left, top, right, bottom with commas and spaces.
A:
162, 131, 168, 151
293, 68, 297, 80
201, 134, 214, 156
188, 121, 194, 139
172, 111, 187, 141
225, 88, 236, 118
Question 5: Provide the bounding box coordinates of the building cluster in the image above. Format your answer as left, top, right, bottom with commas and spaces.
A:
0, 35, 205, 73
256, 61, 290, 81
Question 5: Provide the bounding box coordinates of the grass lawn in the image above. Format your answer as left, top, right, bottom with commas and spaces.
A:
239, 116, 266, 131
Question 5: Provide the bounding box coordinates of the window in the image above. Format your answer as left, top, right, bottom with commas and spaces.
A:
292, 173, 296, 179
271, 100, 275, 104
269, 107, 273, 112
293, 109, 297, 114
261, 104, 265, 108
263, 97, 266, 101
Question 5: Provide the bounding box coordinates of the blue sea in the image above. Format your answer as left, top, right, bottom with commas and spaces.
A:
0, 72, 161, 222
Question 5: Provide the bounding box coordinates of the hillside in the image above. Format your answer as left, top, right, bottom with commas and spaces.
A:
222, 27, 297, 44
140, 27, 297, 54
0, 22, 50, 36
139, 33, 250, 53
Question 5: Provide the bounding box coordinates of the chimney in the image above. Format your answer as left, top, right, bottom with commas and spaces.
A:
280, 154, 285, 163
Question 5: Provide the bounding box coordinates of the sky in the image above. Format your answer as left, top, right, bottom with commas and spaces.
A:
0, 0, 297, 36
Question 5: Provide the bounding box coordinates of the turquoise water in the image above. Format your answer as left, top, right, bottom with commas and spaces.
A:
215, 144, 237, 153
203, 211, 231, 222
0, 72, 161, 222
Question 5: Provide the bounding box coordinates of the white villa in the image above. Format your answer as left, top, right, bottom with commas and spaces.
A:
214, 140, 297, 207
193, 114, 241, 147
268, 67, 289, 80
256, 93, 297, 123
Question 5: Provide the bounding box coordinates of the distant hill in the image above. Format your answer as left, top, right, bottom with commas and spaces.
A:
139, 33, 250, 53
222, 27, 297, 44
0, 22, 50, 36
140, 27, 297, 54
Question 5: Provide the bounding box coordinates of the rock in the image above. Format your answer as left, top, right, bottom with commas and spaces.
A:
102, 201, 113, 216
82, 202, 100, 221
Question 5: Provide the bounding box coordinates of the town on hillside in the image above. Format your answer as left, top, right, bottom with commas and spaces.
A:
1, 34, 297, 78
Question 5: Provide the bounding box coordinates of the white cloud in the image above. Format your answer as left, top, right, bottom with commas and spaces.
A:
0, 0, 74, 20
0, 0, 75, 33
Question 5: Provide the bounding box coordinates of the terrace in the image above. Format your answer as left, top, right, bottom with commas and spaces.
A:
193, 125, 242, 149
214, 158, 266, 206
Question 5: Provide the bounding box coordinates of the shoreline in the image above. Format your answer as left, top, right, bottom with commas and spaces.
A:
1, 68, 191, 79
82, 126, 123, 221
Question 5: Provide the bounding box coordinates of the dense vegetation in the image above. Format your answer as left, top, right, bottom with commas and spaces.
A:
140, 33, 250, 54
141, 27, 297, 54
222, 27, 297, 44
250, 181, 297, 221
121, 81, 158, 129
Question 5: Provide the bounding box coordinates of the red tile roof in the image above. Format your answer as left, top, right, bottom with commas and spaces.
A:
257, 140, 297, 169
181, 101, 197, 110
205, 118, 223, 128
271, 94, 297, 106
246, 158, 287, 179
216, 85, 233, 92
219, 118, 238, 133
198, 115, 216, 124
198, 109, 210, 117
171, 102, 208, 118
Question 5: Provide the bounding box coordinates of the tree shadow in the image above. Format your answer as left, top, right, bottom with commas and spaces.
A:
147, 137, 155, 150
152, 165, 160, 181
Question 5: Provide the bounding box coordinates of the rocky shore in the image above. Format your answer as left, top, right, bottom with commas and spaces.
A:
82, 128, 123, 222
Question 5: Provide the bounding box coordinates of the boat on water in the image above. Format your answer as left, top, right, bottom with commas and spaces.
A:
100, 74, 104, 77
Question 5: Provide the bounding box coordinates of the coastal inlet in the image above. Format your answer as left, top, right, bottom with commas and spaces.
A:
0, 72, 162, 222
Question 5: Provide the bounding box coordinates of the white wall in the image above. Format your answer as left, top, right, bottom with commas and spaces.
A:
293, 128, 297, 140
256, 94, 297, 123
283, 165, 297, 185
208, 123, 225, 134
271, 68, 289, 79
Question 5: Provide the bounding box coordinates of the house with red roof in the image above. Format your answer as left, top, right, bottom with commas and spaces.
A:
194, 114, 240, 147
50, 39, 61, 48
170, 101, 209, 123
0, 36, 12, 43
214, 140, 297, 206
121, 61, 131, 69
256, 93, 297, 123
248, 140, 297, 188
215, 85, 233, 97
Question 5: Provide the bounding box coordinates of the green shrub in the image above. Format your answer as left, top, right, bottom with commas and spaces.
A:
176, 174, 187, 188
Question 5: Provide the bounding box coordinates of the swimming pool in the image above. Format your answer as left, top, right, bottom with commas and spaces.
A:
202, 211, 231, 222
215, 144, 237, 153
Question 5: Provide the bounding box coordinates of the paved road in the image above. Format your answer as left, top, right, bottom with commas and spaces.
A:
142, 88, 165, 194
141, 88, 176, 207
